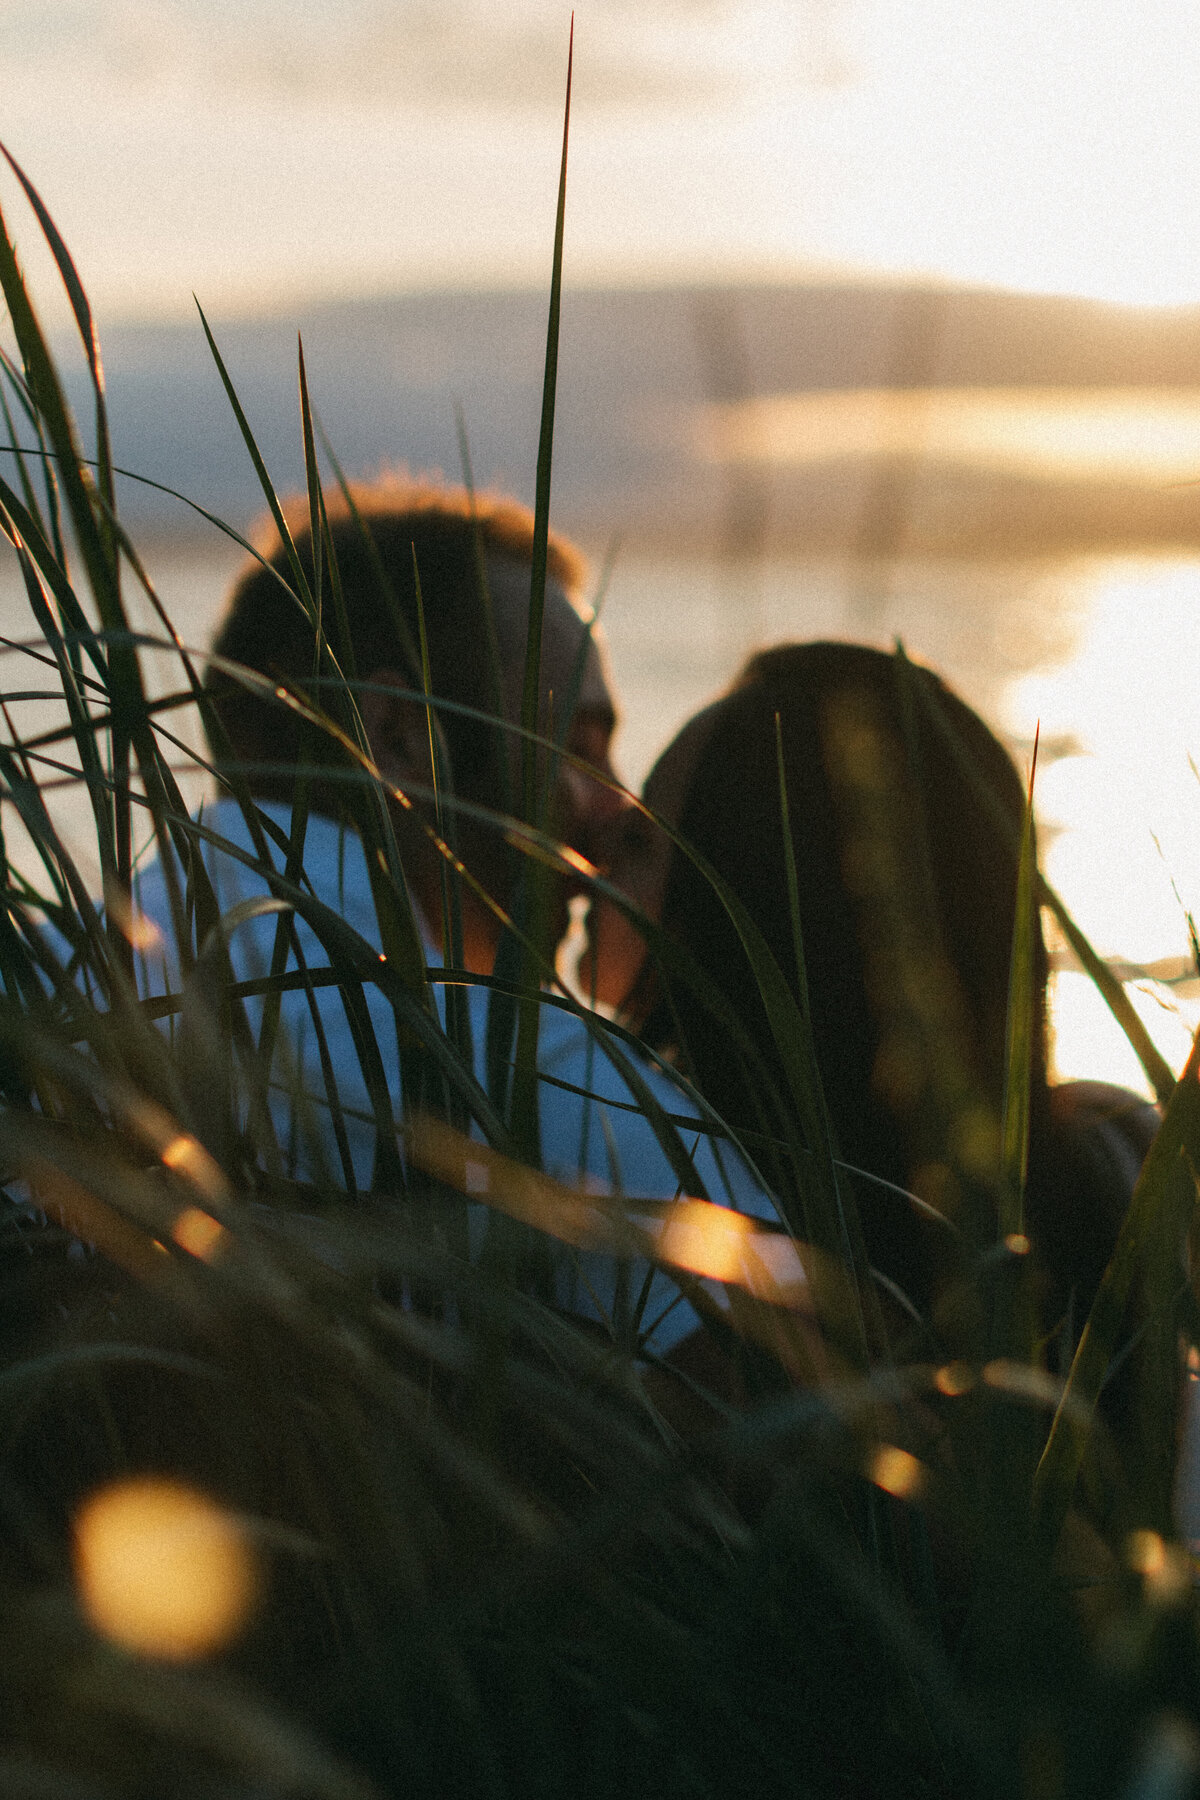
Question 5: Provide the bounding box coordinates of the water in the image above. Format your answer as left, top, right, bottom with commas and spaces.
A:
4, 538, 1198, 1095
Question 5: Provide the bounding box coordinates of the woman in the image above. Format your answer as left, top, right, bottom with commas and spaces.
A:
587, 641, 1157, 1342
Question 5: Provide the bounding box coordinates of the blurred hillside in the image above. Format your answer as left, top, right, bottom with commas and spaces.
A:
53, 281, 1200, 557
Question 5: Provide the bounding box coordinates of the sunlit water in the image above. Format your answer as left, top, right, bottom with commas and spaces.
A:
4, 540, 1199, 1098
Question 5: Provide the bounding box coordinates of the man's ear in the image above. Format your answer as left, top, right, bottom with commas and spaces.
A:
359, 668, 436, 791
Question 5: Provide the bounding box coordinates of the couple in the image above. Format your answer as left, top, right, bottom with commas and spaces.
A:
135, 476, 1154, 1361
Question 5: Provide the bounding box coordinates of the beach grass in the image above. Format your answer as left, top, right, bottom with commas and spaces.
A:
0, 60, 1200, 1797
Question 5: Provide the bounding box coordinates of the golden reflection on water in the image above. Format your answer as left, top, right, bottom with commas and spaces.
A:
700, 387, 1200, 482
2, 541, 1200, 1100
1006, 559, 1200, 1092
604, 550, 1200, 1099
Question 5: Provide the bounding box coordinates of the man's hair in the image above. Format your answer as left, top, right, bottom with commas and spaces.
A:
203, 476, 588, 812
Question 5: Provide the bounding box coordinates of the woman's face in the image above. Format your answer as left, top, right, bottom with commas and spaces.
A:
581, 702, 725, 1013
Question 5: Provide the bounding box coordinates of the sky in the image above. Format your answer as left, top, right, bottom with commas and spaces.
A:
4, 0, 1200, 323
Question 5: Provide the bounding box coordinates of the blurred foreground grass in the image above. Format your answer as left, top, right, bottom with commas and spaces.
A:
2, 90, 1200, 1798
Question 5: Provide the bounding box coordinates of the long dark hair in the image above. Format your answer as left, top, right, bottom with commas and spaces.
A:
644, 642, 1125, 1321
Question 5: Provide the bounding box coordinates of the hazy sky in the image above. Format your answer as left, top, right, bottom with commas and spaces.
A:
3, 0, 1200, 321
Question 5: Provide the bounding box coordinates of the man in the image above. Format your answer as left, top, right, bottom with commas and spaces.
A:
132, 477, 777, 1350
203, 479, 620, 975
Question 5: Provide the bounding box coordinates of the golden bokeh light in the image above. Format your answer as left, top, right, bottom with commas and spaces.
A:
935, 1361, 975, 1398
653, 1201, 809, 1307
701, 388, 1200, 483
655, 1200, 757, 1285
868, 1445, 925, 1502
1127, 1528, 1168, 1578
170, 1206, 227, 1262
1126, 1530, 1192, 1604
411, 1115, 811, 1308
160, 1134, 229, 1207
125, 914, 164, 952
73, 1477, 260, 1661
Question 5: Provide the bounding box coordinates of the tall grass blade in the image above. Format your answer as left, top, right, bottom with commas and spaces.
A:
194, 299, 313, 617
0, 345, 67, 566
911, 669, 1176, 1103
1000, 725, 1038, 1237
1044, 874, 1176, 1103
313, 411, 421, 680
454, 401, 509, 813
0, 144, 115, 520
1034, 1020, 1200, 1541
509, 20, 573, 1166
0, 190, 114, 618
519, 15, 572, 821
254, 338, 322, 1082
412, 544, 472, 1083
774, 711, 813, 1026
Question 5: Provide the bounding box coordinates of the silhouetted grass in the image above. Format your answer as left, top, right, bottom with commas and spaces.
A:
0, 54, 1199, 1799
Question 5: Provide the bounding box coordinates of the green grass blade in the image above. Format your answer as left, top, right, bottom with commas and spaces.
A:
454, 401, 510, 816
774, 711, 813, 1026
254, 337, 323, 1082
313, 410, 421, 681
1042, 875, 1176, 1104
193, 299, 313, 616
519, 16, 573, 824
0, 143, 116, 520
0, 197, 123, 678
0, 345, 67, 564
297, 337, 324, 631
910, 669, 1176, 1103
412, 544, 473, 1090
1033, 1020, 1200, 1541
1000, 727, 1039, 1238
509, 22, 573, 1167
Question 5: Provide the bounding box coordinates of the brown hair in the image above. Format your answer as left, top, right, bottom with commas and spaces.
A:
203, 475, 588, 814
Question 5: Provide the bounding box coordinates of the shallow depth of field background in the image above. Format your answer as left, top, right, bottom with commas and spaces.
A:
7, 0, 1200, 1092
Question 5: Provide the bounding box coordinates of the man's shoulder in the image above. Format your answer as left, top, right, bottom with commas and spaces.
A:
133, 800, 386, 946
532, 999, 777, 1218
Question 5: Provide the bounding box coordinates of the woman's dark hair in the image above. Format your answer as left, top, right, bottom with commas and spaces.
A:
645, 641, 1130, 1322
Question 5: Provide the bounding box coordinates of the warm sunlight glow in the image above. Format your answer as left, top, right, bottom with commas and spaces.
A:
655, 1200, 755, 1284
654, 1200, 808, 1306
408, 1115, 810, 1308
1128, 1529, 1169, 1578
73, 1477, 260, 1661
160, 1134, 228, 1206
1002, 561, 1200, 1093
170, 1206, 227, 1261
700, 390, 1200, 483
13, 1, 1200, 315
126, 914, 163, 952
935, 1362, 975, 1398
1127, 1530, 1191, 1603
868, 1446, 925, 1502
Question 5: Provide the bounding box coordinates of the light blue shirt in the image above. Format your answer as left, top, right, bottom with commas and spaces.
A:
125, 798, 778, 1351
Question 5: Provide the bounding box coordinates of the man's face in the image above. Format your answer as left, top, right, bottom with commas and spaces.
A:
581, 700, 724, 1012
486, 554, 625, 868
361, 549, 625, 972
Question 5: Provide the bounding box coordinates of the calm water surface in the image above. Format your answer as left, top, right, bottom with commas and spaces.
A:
4, 541, 1199, 1095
